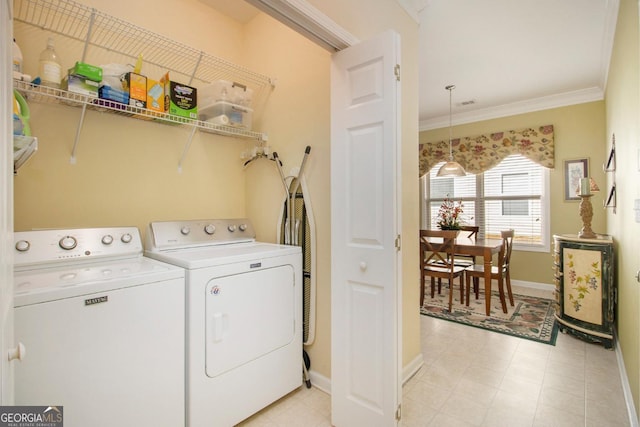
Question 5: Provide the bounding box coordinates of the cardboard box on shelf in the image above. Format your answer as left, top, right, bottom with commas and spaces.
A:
169, 81, 197, 119
69, 62, 102, 82
147, 78, 164, 113
122, 72, 147, 109
62, 73, 99, 97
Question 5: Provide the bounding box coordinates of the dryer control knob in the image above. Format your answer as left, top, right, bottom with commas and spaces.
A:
239, 224, 247, 232
227, 225, 237, 232
59, 236, 77, 250
101, 234, 114, 245
181, 226, 191, 236
204, 224, 216, 235
15, 240, 30, 252
121, 233, 133, 244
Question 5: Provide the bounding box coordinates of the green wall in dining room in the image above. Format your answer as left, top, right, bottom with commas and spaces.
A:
419, 100, 607, 286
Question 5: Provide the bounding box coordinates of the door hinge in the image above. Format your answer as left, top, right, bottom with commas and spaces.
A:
396, 403, 402, 421
395, 234, 401, 251
394, 64, 400, 82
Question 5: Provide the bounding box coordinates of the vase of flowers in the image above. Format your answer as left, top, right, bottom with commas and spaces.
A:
437, 196, 464, 230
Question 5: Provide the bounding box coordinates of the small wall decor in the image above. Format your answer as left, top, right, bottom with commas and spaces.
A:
604, 135, 616, 172
564, 158, 589, 201
603, 134, 616, 213
604, 184, 616, 212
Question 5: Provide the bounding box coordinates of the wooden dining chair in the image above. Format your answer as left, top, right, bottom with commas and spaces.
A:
465, 229, 515, 313
420, 229, 467, 312
452, 225, 479, 267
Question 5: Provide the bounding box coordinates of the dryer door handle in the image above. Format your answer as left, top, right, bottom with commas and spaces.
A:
212, 313, 229, 342
8, 342, 26, 362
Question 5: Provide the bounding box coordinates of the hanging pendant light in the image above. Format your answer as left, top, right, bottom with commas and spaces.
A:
437, 85, 466, 177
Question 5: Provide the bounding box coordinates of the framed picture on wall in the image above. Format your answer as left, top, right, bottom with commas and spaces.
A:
564, 158, 589, 201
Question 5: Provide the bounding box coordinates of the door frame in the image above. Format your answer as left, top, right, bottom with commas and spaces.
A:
1, 0, 16, 404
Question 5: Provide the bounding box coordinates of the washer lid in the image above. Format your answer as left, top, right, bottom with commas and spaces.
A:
14, 257, 184, 307
145, 241, 301, 269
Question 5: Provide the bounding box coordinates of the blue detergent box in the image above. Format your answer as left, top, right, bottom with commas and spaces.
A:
98, 86, 129, 104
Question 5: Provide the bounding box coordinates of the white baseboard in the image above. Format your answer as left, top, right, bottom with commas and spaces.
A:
614, 329, 639, 426
307, 353, 425, 396
511, 279, 555, 293
307, 369, 331, 395
402, 353, 424, 385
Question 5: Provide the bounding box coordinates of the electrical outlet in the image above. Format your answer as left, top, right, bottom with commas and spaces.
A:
635, 199, 640, 223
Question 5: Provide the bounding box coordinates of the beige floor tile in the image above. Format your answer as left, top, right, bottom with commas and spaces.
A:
538, 385, 585, 417
440, 391, 491, 426
499, 375, 542, 402
428, 411, 479, 427
541, 373, 585, 399
419, 364, 465, 392
401, 397, 439, 426
481, 404, 536, 427
463, 365, 506, 389
453, 377, 500, 406
586, 399, 632, 427
236, 310, 634, 427
533, 404, 586, 427
490, 389, 539, 419
405, 377, 454, 410
544, 358, 585, 383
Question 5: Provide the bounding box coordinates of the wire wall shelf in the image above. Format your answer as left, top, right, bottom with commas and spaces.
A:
14, 79, 267, 169
13, 0, 275, 93
13, 0, 273, 170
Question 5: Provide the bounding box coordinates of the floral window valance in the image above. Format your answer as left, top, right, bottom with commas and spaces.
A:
419, 124, 554, 177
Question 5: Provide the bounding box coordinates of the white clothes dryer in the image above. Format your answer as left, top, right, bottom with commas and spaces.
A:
144, 219, 302, 427
13, 227, 185, 427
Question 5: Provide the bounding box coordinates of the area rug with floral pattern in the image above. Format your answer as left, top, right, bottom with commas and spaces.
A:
420, 289, 558, 345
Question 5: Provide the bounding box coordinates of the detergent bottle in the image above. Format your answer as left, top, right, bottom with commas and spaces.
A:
38, 37, 62, 88
13, 38, 23, 74
13, 90, 31, 137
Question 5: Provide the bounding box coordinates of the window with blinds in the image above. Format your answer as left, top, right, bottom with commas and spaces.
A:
421, 154, 550, 252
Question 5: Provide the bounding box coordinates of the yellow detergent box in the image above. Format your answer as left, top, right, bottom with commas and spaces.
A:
147, 78, 164, 113
169, 81, 197, 119
122, 72, 147, 109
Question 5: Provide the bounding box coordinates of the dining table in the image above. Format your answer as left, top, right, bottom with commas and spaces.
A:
423, 232, 504, 316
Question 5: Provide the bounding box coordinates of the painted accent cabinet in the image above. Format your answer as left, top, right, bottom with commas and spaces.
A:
553, 234, 615, 349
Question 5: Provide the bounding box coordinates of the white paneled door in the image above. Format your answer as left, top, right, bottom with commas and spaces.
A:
331, 30, 401, 426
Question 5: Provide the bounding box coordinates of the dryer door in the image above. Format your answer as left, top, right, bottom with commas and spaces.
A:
205, 265, 295, 377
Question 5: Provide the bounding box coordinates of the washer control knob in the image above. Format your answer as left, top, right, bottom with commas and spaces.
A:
59, 236, 77, 250
227, 225, 237, 232
15, 240, 30, 252
239, 224, 247, 232
101, 234, 114, 245
121, 233, 133, 244
181, 226, 191, 236
204, 224, 216, 235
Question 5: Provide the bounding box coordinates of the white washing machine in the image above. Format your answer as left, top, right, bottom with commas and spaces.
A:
13, 227, 185, 427
144, 219, 302, 427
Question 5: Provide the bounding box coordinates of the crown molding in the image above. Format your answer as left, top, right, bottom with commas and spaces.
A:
244, 0, 359, 51
598, 0, 620, 89
419, 86, 605, 131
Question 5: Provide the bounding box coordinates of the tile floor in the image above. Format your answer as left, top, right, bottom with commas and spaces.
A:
239, 287, 633, 427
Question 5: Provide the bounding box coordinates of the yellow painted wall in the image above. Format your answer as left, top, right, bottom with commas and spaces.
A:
420, 101, 607, 285
13, 0, 251, 232
605, 0, 640, 417
13, 0, 421, 385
